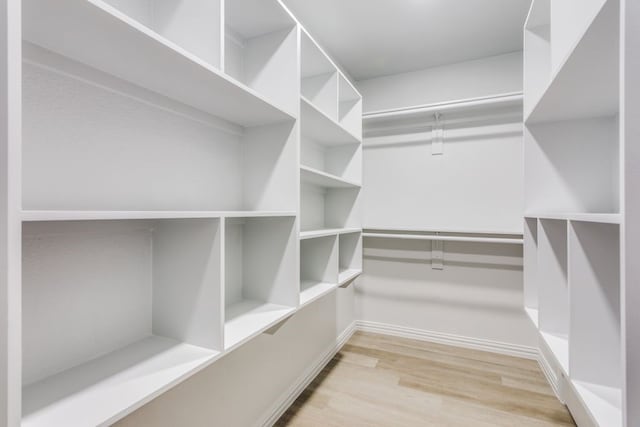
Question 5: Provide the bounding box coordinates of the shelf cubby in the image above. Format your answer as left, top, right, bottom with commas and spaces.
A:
22, 0, 294, 127
300, 165, 361, 189
338, 74, 363, 138
569, 221, 622, 426
524, 0, 550, 118
224, 0, 298, 117
301, 30, 338, 120
22, 55, 297, 212
300, 235, 338, 307
338, 232, 363, 286
22, 218, 223, 426
537, 218, 569, 373
523, 218, 539, 327
224, 216, 297, 351
525, 116, 619, 215
527, 0, 619, 124
300, 227, 362, 240
300, 183, 360, 233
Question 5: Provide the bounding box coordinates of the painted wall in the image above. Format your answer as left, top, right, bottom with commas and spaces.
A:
356, 51, 537, 349
117, 288, 355, 427
357, 51, 523, 113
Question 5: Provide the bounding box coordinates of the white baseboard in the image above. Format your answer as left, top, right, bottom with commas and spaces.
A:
355, 320, 539, 360
257, 321, 357, 427
537, 348, 561, 400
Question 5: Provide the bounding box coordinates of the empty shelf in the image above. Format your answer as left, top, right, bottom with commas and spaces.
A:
21, 210, 297, 222
573, 381, 622, 427
22, 336, 220, 427
23, 0, 295, 127
541, 332, 569, 374
224, 300, 295, 351
339, 269, 362, 285
300, 166, 361, 189
300, 281, 337, 307
524, 212, 621, 224
301, 96, 361, 145
300, 228, 361, 240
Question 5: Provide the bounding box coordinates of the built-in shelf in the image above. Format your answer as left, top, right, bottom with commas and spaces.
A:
21, 210, 297, 222
22, 0, 295, 127
338, 269, 362, 286
300, 166, 361, 189
22, 336, 220, 427
526, 0, 619, 124
299, 281, 337, 308
301, 96, 361, 146
525, 212, 621, 224
224, 301, 295, 351
572, 381, 622, 427
525, 307, 539, 328
541, 331, 569, 374
300, 228, 361, 240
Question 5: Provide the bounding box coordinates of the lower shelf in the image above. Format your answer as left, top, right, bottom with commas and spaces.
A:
540, 331, 569, 374
339, 268, 362, 285
573, 381, 622, 427
22, 336, 220, 427
224, 300, 295, 351
300, 281, 337, 307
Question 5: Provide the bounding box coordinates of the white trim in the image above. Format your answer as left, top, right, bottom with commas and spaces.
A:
257, 321, 357, 427
537, 349, 562, 400
355, 320, 538, 360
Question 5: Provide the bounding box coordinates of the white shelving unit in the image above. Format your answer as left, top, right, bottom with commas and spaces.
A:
298, 27, 363, 304
0, 2, 365, 426
523, 1, 631, 426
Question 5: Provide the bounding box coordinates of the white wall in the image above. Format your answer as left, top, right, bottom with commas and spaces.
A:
356, 51, 537, 349
357, 51, 523, 113
116, 289, 355, 427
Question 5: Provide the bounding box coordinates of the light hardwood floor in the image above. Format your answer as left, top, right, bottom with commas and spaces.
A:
276, 332, 575, 426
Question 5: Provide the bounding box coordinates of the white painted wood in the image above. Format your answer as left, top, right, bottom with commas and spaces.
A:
0, 0, 21, 425
22, 0, 294, 127
622, 1, 640, 425
526, 212, 622, 224
223, 300, 295, 351
301, 30, 338, 120
300, 165, 361, 189
300, 236, 338, 306
103, 0, 223, 68
537, 219, 569, 345
22, 336, 220, 427
299, 228, 361, 240
338, 74, 362, 138
300, 97, 360, 145
300, 184, 360, 232
569, 222, 621, 425
527, 0, 619, 124
573, 381, 622, 427
224, 0, 298, 116
524, 0, 550, 119
362, 232, 523, 245
525, 117, 619, 215
523, 218, 539, 312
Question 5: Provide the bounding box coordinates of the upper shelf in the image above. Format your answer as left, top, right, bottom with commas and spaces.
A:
526, 0, 619, 124
21, 210, 297, 222
22, 0, 295, 128
300, 166, 361, 189
301, 96, 361, 145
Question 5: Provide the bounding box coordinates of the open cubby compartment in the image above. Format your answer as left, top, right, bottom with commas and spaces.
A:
22, 54, 298, 212
568, 221, 622, 426
300, 184, 361, 232
338, 232, 363, 286
524, 0, 550, 118
549, 0, 609, 74
301, 30, 339, 120
300, 235, 339, 307
338, 74, 362, 137
224, 0, 298, 116
22, 219, 223, 426
537, 218, 569, 373
301, 134, 362, 184
101, 0, 223, 68
523, 217, 539, 326
524, 115, 619, 215
224, 216, 298, 351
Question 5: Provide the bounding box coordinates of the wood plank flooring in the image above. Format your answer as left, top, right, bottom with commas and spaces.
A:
276, 331, 575, 427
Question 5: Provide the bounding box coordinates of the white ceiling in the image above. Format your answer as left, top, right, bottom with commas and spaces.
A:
281, 0, 531, 81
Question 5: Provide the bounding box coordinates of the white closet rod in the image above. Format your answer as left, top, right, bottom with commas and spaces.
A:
362, 92, 523, 120
363, 233, 523, 245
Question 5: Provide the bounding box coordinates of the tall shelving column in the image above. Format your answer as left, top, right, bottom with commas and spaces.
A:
523, 0, 627, 426
298, 28, 363, 307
